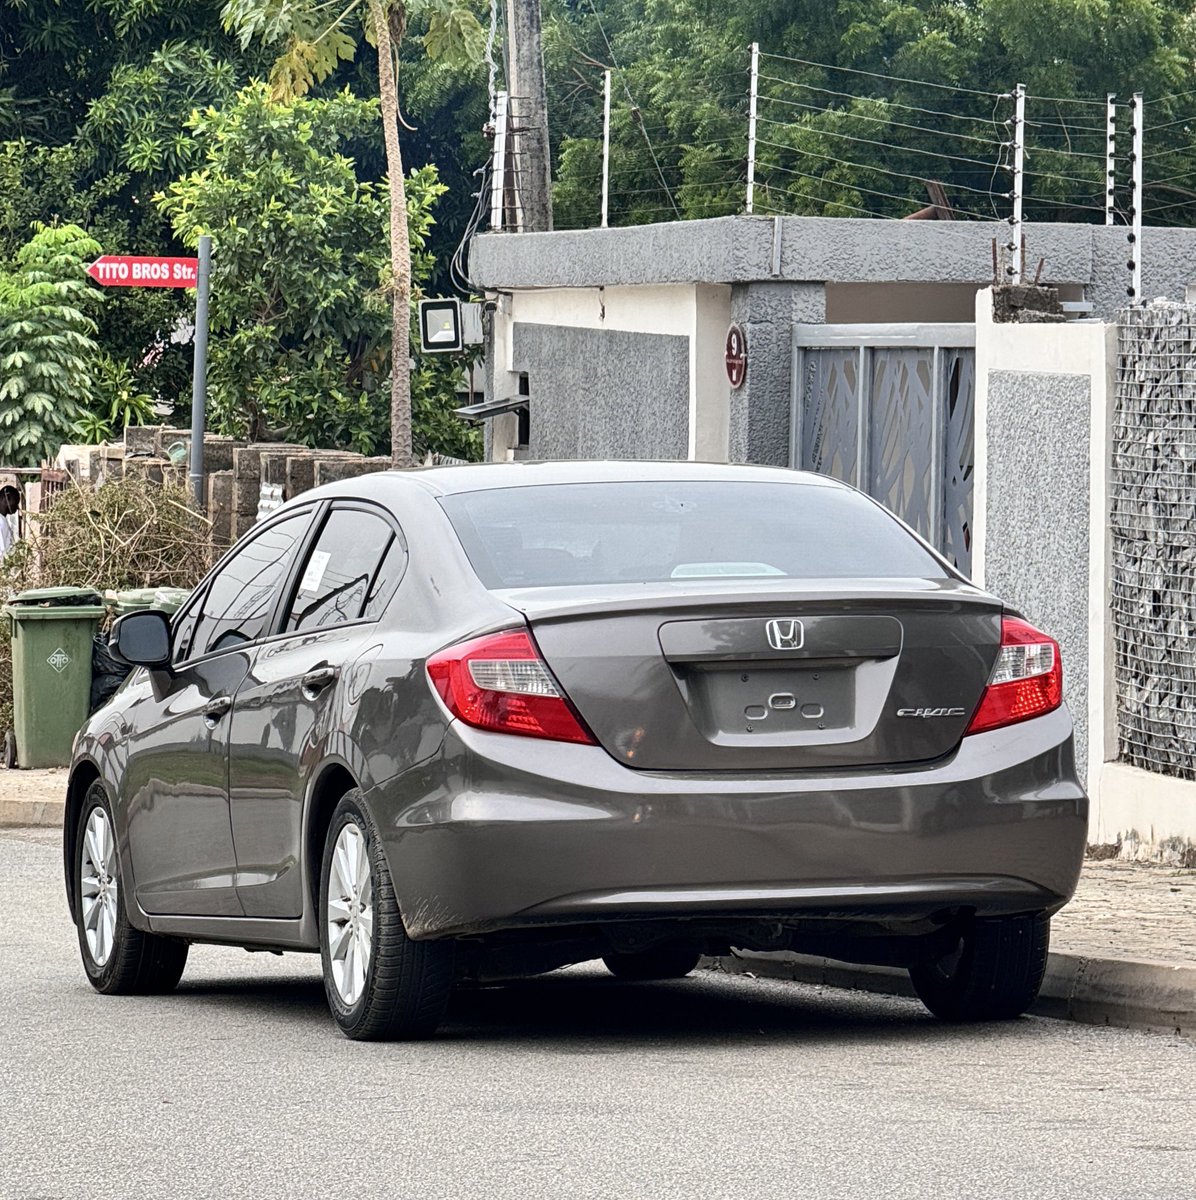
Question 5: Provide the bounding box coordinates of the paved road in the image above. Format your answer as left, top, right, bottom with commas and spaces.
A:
2, 828, 1193, 1200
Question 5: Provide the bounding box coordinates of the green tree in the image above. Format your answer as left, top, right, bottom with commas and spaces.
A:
541, 0, 1196, 226
0, 223, 102, 466
157, 83, 456, 454
221, 0, 484, 466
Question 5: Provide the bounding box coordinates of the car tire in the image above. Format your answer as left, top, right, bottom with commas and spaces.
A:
602, 946, 703, 981
319, 790, 454, 1041
74, 780, 189, 995
908, 913, 1050, 1022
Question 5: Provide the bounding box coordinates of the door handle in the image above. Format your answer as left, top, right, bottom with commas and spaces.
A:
301, 665, 338, 697
203, 696, 232, 723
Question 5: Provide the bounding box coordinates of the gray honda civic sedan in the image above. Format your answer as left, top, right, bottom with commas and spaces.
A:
65, 461, 1086, 1039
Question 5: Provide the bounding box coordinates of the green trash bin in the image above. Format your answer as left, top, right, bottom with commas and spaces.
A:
111, 587, 161, 615
3, 587, 107, 769
150, 587, 191, 614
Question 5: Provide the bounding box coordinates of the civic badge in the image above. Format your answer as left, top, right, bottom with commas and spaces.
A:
765, 619, 804, 651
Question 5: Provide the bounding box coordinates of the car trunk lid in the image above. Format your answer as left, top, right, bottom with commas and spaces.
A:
500, 579, 1002, 771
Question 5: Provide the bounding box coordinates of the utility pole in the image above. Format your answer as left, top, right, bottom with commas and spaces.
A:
505, 0, 552, 231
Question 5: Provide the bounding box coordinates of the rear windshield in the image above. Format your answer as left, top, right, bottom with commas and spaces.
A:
439, 481, 946, 588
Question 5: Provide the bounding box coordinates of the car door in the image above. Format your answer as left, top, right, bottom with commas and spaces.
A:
227, 503, 408, 918
123, 509, 315, 917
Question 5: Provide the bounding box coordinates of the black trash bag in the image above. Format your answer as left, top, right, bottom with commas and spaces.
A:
90, 633, 131, 712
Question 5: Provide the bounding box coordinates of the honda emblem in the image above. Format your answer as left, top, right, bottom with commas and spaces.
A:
765, 619, 804, 651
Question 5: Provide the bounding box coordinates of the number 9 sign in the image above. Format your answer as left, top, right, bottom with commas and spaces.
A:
725, 323, 747, 390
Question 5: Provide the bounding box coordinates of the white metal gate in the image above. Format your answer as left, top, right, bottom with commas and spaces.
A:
790, 323, 976, 574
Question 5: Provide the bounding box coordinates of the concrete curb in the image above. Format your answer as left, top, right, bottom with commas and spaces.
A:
710, 950, 1196, 1037
0, 799, 64, 829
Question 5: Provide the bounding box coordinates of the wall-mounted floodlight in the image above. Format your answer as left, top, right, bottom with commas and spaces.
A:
419, 298, 463, 353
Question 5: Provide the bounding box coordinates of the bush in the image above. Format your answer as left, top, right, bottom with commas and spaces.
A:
0, 475, 213, 737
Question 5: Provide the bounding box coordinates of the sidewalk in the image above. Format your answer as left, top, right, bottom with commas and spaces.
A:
4, 765, 1193, 1034
716, 860, 1195, 1036
0, 767, 66, 828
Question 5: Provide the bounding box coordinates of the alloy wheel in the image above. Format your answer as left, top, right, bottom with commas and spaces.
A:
326, 822, 374, 1006
80, 807, 119, 967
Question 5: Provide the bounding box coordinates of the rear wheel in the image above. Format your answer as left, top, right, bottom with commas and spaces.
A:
602, 946, 702, 981
908, 914, 1050, 1022
319, 791, 454, 1040
74, 781, 188, 994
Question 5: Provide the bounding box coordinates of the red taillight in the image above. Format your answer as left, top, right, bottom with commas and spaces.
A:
426, 628, 596, 745
965, 616, 1062, 736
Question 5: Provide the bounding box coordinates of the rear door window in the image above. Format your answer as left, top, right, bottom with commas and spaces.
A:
188, 512, 312, 658
439, 480, 946, 588
284, 508, 397, 632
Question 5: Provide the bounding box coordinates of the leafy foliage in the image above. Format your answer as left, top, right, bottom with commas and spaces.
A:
0, 224, 102, 466
541, 0, 1196, 225
221, 0, 486, 102
155, 82, 468, 456
74, 355, 158, 444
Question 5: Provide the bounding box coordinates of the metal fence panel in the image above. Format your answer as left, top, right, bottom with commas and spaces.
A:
1112, 304, 1196, 779
793, 325, 974, 574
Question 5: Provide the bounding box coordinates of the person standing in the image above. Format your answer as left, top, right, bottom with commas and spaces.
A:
0, 484, 21, 561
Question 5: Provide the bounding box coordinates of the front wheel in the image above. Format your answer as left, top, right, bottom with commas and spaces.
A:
74, 781, 188, 994
908, 914, 1050, 1022
602, 946, 702, 981
319, 791, 454, 1040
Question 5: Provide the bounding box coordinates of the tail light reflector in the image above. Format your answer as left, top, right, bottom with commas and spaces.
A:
965, 616, 1062, 736
426, 629, 596, 745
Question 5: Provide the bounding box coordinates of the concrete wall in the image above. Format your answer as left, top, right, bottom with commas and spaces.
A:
512, 324, 688, 460
974, 291, 1115, 804
983, 369, 1093, 777
487, 283, 731, 462
471, 215, 1196, 320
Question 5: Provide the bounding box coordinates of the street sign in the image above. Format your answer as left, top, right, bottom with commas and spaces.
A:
86, 256, 199, 288
725, 323, 747, 389
86, 245, 213, 506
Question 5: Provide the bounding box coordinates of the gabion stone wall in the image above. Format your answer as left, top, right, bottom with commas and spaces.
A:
1113, 303, 1196, 779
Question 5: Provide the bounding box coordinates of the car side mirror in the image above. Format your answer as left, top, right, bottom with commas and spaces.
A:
109, 610, 173, 671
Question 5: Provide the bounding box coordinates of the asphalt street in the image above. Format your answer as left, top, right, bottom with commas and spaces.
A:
2, 826, 1193, 1200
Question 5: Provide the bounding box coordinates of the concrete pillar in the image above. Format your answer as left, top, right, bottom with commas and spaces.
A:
206, 471, 234, 550
728, 282, 826, 466
312, 457, 391, 486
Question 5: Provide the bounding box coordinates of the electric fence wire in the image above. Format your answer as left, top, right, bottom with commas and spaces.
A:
544, 38, 1167, 229
584, 0, 680, 218
758, 50, 1007, 97
754, 113, 1001, 168
754, 90, 1000, 147
751, 74, 1001, 127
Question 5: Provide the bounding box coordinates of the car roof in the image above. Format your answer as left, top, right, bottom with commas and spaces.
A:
317, 460, 847, 502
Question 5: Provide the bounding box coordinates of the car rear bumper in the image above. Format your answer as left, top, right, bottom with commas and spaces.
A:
370, 706, 1088, 940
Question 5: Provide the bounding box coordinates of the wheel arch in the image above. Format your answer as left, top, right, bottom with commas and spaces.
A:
63, 759, 102, 921
304, 760, 361, 914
